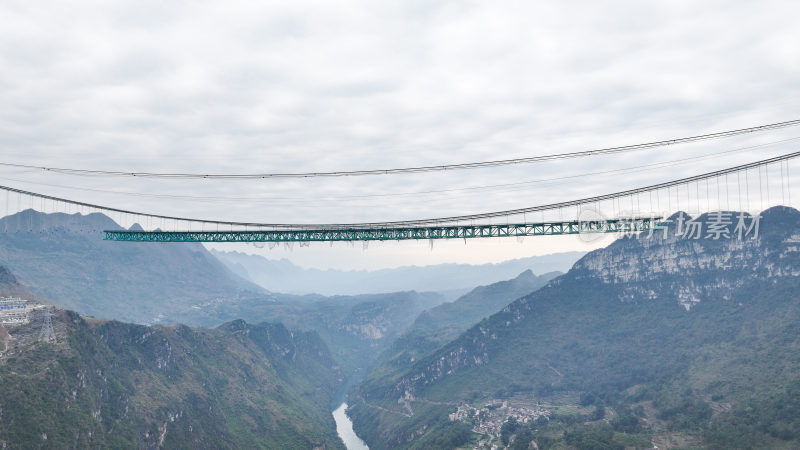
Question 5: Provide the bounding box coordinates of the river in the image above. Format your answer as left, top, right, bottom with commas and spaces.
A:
332, 403, 369, 450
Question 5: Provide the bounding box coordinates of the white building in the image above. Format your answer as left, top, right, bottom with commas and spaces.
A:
0, 297, 31, 324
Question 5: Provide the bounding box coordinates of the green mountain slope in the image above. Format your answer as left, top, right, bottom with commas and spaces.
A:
414, 270, 561, 333
0, 296, 345, 448
0, 210, 264, 324
351, 207, 800, 449
371, 270, 560, 381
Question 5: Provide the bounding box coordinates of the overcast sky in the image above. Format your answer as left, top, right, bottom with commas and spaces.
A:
1, 1, 799, 270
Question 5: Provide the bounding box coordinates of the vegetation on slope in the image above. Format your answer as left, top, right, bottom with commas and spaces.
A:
350, 207, 800, 449
0, 306, 345, 449
365, 270, 559, 396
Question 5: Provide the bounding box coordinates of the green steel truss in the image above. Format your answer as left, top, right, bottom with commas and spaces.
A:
104, 217, 662, 243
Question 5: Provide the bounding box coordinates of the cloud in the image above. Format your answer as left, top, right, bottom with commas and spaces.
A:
1, 0, 799, 268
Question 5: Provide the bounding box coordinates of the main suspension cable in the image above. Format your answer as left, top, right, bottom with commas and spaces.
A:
0, 151, 798, 230
1, 119, 799, 180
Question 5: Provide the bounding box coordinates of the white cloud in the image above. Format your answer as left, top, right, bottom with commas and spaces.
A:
1, 0, 799, 269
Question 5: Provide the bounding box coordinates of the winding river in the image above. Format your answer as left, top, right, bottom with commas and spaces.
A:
332, 403, 369, 450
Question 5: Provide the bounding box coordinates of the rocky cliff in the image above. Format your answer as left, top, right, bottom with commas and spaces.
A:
351, 207, 800, 449
0, 299, 345, 449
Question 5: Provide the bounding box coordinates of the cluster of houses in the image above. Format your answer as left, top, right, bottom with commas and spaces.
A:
449, 400, 551, 437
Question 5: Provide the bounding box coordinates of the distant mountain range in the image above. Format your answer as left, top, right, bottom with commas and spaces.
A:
0, 210, 557, 379
0, 210, 580, 326
211, 249, 584, 296
350, 207, 800, 449
0, 210, 451, 376
0, 210, 263, 324
174, 290, 447, 377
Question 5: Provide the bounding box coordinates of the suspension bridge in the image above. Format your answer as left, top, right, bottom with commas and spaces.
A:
100, 149, 795, 242
0, 151, 795, 243
0, 120, 797, 244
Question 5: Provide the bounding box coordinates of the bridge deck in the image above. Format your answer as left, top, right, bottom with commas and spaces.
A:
103, 217, 662, 242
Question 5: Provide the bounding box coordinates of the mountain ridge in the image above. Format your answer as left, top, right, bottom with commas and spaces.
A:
211, 248, 584, 296
350, 206, 800, 449
0, 266, 346, 449
0, 210, 264, 324
370, 269, 561, 379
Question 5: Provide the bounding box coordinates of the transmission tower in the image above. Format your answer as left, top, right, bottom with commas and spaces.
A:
38, 307, 55, 342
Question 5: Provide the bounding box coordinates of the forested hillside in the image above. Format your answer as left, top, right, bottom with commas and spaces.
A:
370, 270, 559, 385
0, 275, 345, 449
351, 207, 800, 449
175, 290, 445, 375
